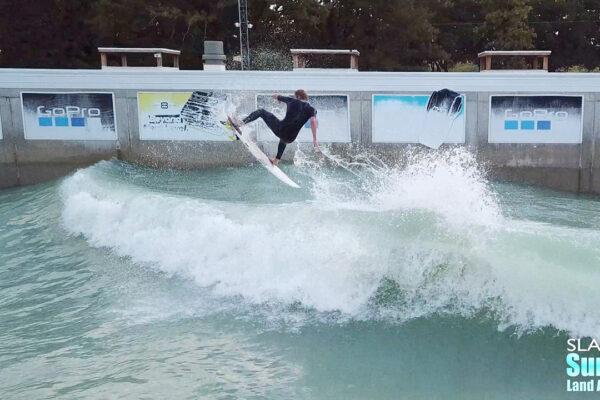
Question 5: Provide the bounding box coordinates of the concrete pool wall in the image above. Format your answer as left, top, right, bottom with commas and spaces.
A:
1, 68, 600, 193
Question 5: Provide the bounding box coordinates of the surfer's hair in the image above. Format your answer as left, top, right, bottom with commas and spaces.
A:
295, 89, 308, 100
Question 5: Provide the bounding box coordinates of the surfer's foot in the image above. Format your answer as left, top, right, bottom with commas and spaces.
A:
220, 120, 241, 140
270, 158, 280, 165
230, 116, 244, 126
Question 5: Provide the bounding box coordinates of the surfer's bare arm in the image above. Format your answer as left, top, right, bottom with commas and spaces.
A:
310, 117, 321, 151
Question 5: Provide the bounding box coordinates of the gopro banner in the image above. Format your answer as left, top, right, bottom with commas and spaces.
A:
255, 94, 350, 143
372, 93, 466, 143
489, 95, 583, 143
138, 92, 232, 141
21, 92, 116, 140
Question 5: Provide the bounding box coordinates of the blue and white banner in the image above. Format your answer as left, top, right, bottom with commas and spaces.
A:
489, 95, 583, 143
372, 94, 466, 143
21, 92, 117, 140
255, 94, 350, 143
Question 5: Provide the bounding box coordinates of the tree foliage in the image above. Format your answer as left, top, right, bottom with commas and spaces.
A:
530, 0, 600, 70
0, 0, 599, 71
476, 0, 536, 50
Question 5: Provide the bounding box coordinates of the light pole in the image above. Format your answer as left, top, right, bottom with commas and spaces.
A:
236, 0, 252, 70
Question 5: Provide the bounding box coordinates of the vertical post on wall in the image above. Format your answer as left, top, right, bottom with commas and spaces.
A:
237, 0, 250, 70
350, 54, 358, 70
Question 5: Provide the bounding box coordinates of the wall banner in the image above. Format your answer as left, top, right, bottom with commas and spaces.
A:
255, 94, 350, 143
21, 92, 116, 140
489, 95, 583, 144
372, 92, 466, 144
138, 92, 233, 141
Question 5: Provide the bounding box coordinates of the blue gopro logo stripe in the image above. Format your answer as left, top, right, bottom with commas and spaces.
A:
537, 120, 551, 130
38, 117, 87, 127
71, 117, 85, 127
55, 117, 69, 127
521, 120, 535, 130
504, 120, 518, 130
38, 117, 53, 127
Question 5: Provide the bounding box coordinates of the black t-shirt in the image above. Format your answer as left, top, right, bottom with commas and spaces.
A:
277, 96, 316, 141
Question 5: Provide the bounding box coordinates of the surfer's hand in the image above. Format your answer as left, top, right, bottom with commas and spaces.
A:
271, 158, 280, 165
272, 94, 278, 100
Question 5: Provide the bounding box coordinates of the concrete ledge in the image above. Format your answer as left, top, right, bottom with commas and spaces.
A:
13, 142, 117, 164
15, 161, 110, 186
479, 144, 582, 168
489, 166, 581, 192
3, 69, 600, 92
0, 163, 20, 189
124, 141, 256, 169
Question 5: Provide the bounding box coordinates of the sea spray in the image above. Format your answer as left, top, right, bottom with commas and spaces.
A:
295, 146, 501, 229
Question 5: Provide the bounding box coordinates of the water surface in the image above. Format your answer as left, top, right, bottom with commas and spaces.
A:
1, 150, 599, 399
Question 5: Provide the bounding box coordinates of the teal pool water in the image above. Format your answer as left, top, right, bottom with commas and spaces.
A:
1, 150, 599, 399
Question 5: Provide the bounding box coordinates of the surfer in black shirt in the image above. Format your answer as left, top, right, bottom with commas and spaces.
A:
234, 89, 320, 165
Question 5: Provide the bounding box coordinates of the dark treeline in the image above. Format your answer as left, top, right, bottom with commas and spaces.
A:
0, 0, 599, 71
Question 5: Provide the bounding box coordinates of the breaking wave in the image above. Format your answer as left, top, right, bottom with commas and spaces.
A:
60, 149, 600, 338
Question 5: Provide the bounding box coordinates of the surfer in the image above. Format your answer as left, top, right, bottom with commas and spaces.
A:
233, 89, 320, 165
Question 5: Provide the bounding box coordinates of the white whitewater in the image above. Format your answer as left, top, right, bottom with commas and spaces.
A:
60, 148, 600, 338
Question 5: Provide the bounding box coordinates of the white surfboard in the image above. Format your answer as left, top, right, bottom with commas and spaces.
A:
226, 118, 301, 188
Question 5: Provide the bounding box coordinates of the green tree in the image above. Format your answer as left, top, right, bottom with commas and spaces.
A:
0, 0, 96, 68
424, 0, 485, 70
322, 0, 446, 71
246, 0, 328, 69
476, 0, 536, 50
87, 0, 234, 69
529, 0, 600, 70
6, 0, 598, 72
247, 0, 448, 71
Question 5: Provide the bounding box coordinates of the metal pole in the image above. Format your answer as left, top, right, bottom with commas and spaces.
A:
237, 0, 250, 70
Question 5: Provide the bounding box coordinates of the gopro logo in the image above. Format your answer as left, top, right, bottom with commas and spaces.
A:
503, 109, 567, 131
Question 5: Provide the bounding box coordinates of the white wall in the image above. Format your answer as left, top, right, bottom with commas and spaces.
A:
2, 69, 600, 92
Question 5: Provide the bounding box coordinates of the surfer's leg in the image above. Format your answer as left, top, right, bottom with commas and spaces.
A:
275, 140, 287, 160
272, 127, 297, 160
243, 109, 281, 134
